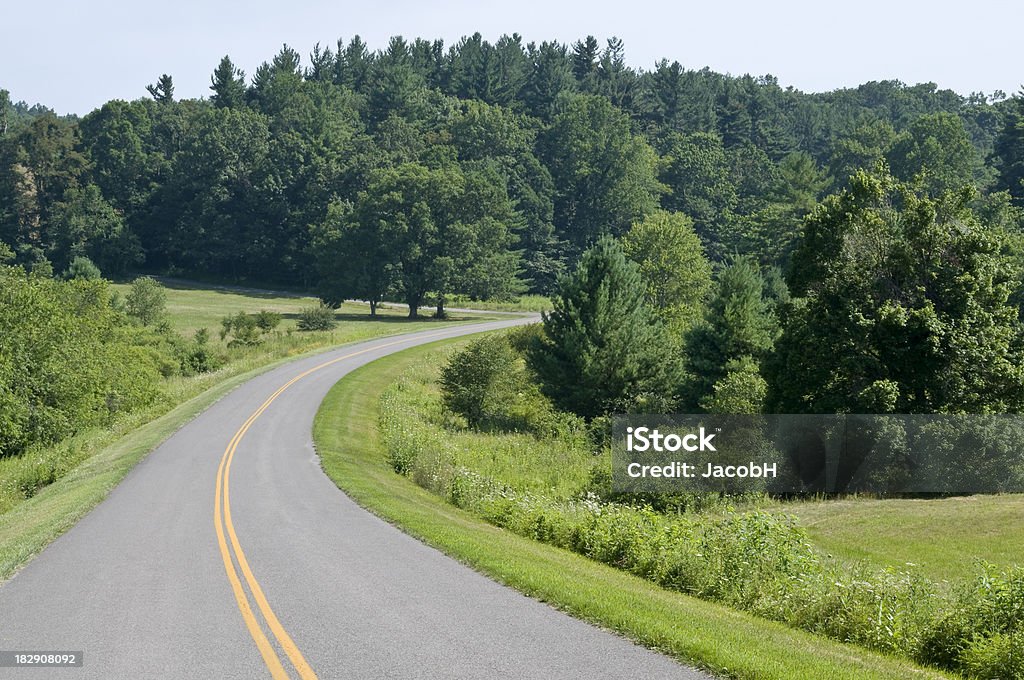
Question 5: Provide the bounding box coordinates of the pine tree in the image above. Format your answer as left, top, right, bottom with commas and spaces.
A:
146, 74, 175, 103
527, 237, 681, 418
685, 256, 777, 408
571, 36, 600, 90
209, 56, 246, 108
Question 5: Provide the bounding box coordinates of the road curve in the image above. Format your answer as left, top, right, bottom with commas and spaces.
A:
0, 319, 708, 679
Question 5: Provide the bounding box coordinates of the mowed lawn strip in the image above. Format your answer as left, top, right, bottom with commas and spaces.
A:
775, 495, 1024, 582
313, 338, 953, 680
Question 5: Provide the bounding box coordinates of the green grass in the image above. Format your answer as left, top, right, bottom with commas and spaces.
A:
380, 356, 595, 499
313, 338, 951, 680
772, 495, 1024, 582
441, 294, 553, 313
111, 280, 445, 338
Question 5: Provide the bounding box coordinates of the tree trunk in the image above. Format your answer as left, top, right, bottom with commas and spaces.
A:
369, 299, 377, 317
407, 293, 421, 318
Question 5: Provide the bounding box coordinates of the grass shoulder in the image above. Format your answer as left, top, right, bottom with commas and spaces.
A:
312, 338, 951, 680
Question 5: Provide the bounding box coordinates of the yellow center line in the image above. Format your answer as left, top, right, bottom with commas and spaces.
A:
214, 330, 452, 678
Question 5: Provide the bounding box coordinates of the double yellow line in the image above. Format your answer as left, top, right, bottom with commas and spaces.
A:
213, 331, 450, 679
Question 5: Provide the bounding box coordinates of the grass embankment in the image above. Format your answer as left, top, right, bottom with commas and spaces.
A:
0, 283, 491, 581
313, 338, 951, 680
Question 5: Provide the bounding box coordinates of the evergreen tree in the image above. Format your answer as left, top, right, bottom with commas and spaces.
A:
210, 56, 246, 108
146, 74, 175, 103
994, 90, 1024, 205
527, 237, 681, 418
685, 256, 778, 409
571, 36, 600, 90
306, 43, 335, 83
522, 41, 575, 119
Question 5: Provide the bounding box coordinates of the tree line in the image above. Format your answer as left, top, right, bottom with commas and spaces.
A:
2, 34, 1024, 317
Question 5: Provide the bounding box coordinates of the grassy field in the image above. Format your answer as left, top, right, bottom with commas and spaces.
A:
441, 293, 553, 313
110, 280, 428, 337
774, 494, 1024, 582
313, 338, 951, 680
0, 281, 495, 580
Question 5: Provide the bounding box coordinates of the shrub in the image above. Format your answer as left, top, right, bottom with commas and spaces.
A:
220, 312, 263, 346
178, 328, 224, 376
65, 256, 102, 281
255, 310, 281, 332
440, 335, 521, 428
0, 270, 163, 458
296, 304, 337, 331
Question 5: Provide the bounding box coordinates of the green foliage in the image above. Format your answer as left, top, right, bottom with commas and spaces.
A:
995, 91, 1024, 205
657, 131, 737, 254
887, 112, 978, 196
0, 268, 163, 458
124, 276, 167, 326
440, 331, 567, 435
440, 335, 521, 428
296, 303, 337, 331
528, 237, 682, 418
770, 169, 1024, 414
541, 95, 662, 255
176, 327, 225, 376
64, 256, 101, 281
686, 256, 778, 409
219, 311, 267, 346
621, 210, 711, 334
254, 310, 281, 332
699, 356, 768, 414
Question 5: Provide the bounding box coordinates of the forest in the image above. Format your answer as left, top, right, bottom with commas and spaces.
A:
4, 32, 1024, 431
2, 33, 1022, 311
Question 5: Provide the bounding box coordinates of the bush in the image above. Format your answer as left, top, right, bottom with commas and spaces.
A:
296, 304, 337, 331
441, 332, 580, 437
0, 269, 163, 458
178, 328, 224, 376
255, 310, 281, 332
220, 312, 264, 346
440, 335, 521, 428
65, 256, 102, 281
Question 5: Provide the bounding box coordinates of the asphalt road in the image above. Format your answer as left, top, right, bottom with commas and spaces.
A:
0, 319, 708, 679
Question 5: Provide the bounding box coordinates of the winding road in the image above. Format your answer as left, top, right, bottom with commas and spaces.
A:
0, 319, 706, 679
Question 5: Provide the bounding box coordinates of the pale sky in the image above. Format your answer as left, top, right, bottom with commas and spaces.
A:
3, 0, 1021, 116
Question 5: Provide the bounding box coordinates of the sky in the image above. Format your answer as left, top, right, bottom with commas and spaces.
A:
3, 0, 1022, 116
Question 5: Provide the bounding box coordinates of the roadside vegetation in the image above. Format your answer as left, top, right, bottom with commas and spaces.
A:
315, 339, 956, 680
375, 336, 1023, 679
0, 270, 489, 537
